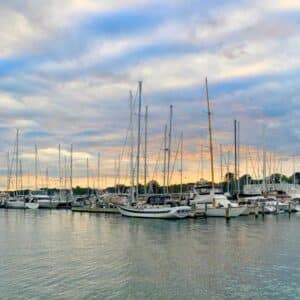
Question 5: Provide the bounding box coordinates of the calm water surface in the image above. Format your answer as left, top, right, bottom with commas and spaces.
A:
0, 209, 300, 299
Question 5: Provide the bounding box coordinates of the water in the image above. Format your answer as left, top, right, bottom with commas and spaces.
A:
0, 210, 300, 300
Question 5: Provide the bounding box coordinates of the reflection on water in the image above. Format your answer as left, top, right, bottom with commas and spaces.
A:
0, 210, 300, 299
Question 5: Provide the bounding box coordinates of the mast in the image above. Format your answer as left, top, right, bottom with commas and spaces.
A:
35, 144, 38, 190
262, 128, 266, 192
20, 160, 23, 193
7, 152, 10, 191
220, 144, 223, 182
97, 152, 100, 190
201, 144, 204, 179
293, 155, 296, 187
205, 78, 215, 189
129, 91, 134, 203
237, 121, 240, 194
234, 120, 237, 193
117, 154, 121, 194
86, 157, 89, 193
46, 166, 49, 191
167, 104, 173, 192
58, 144, 62, 200
15, 129, 19, 195
136, 81, 142, 201
70, 144, 73, 192
144, 105, 148, 194
227, 150, 230, 193
64, 156, 67, 189
180, 132, 183, 195
163, 124, 168, 194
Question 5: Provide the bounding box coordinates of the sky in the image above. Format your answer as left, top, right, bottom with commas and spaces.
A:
0, 0, 300, 189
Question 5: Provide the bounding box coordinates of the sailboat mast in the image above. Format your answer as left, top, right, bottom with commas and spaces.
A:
16, 129, 19, 195
167, 104, 173, 192
237, 121, 240, 194
163, 124, 167, 194
220, 144, 223, 182
129, 91, 134, 203
136, 81, 142, 201
180, 133, 183, 195
64, 156, 67, 189
7, 152, 10, 191
20, 160, 23, 193
97, 152, 100, 190
234, 120, 237, 192
70, 144, 73, 191
205, 78, 215, 189
86, 157, 89, 192
144, 105, 148, 194
35, 144, 38, 190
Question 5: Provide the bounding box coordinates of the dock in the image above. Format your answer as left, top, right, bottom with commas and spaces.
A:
71, 207, 120, 214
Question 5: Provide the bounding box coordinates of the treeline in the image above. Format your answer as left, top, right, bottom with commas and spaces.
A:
7, 172, 300, 195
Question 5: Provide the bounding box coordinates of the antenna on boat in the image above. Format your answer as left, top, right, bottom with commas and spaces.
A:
205, 78, 215, 190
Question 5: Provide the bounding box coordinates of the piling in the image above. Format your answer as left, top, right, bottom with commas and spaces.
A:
276, 201, 279, 215
225, 204, 231, 220
255, 203, 259, 218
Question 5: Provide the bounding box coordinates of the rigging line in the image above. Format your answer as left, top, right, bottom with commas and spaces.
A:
169, 134, 181, 184
151, 134, 164, 182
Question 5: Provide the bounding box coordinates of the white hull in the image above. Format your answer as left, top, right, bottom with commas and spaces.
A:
6, 200, 26, 209
295, 205, 300, 212
37, 200, 59, 209
118, 206, 191, 219
205, 206, 248, 217
25, 203, 39, 209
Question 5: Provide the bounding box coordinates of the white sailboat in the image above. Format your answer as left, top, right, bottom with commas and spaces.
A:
6, 130, 39, 209
192, 78, 247, 218
118, 83, 191, 219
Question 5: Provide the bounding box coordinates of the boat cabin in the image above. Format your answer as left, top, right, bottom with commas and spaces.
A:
146, 195, 179, 207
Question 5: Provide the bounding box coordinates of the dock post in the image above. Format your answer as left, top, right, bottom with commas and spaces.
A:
225, 205, 231, 220
255, 203, 259, 218
276, 201, 279, 215
204, 203, 208, 218
288, 202, 292, 215
262, 202, 265, 217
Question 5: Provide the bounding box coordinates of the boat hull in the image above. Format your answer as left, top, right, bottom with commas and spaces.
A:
37, 200, 59, 209
6, 200, 26, 209
206, 206, 247, 217
295, 205, 300, 212
118, 206, 191, 219
25, 203, 39, 209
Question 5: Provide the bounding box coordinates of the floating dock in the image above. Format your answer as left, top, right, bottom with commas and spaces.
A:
71, 207, 120, 214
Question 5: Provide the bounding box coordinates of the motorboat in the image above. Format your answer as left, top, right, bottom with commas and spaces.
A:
190, 182, 247, 217
29, 190, 59, 209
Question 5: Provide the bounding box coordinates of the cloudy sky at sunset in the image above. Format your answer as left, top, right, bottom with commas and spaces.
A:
1, 0, 300, 189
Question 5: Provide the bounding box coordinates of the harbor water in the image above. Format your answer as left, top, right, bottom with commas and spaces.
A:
0, 210, 300, 299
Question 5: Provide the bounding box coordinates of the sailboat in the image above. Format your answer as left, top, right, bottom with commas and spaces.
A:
118, 83, 191, 219
193, 78, 247, 218
6, 130, 39, 209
